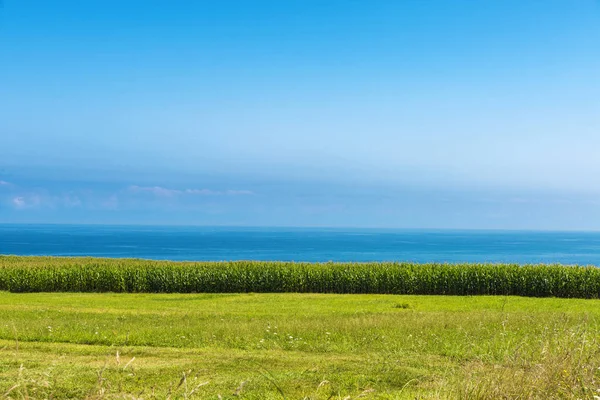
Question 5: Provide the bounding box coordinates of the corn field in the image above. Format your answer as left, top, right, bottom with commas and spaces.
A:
1, 256, 599, 297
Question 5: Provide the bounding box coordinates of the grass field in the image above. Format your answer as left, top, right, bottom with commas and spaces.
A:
1, 292, 599, 399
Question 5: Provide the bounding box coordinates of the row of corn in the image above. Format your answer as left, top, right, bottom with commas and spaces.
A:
1, 256, 599, 297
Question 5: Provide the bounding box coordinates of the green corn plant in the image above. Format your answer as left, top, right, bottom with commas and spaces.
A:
0, 256, 599, 298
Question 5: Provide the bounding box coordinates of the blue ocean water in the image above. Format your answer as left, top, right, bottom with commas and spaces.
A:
1, 224, 600, 265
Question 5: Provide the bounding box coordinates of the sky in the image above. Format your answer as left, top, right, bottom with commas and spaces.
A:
1, 0, 599, 229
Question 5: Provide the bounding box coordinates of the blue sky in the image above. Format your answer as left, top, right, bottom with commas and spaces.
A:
1, 0, 599, 229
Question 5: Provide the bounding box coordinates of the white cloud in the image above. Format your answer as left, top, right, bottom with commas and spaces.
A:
12, 196, 26, 208
4, 186, 256, 211
8, 193, 65, 209
11, 195, 42, 209
0, 180, 11, 186
128, 185, 181, 197
129, 185, 254, 196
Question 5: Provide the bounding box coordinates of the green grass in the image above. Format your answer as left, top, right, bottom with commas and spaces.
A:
1, 292, 599, 399
2, 256, 600, 297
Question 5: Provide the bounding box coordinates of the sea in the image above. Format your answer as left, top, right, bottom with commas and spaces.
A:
1, 224, 600, 265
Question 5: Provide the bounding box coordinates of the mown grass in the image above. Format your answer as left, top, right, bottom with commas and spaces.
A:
1, 256, 600, 297
1, 292, 599, 399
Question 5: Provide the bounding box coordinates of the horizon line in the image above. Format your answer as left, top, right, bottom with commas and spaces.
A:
1, 222, 599, 233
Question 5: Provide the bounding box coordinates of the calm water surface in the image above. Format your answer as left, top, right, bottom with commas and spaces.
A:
1, 224, 600, 265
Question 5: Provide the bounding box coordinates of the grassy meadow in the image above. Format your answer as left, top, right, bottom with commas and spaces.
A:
1, 292, 600, 399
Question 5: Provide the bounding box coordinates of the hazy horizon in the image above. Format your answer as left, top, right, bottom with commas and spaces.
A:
2, 222, 600, 234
